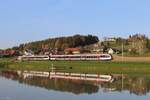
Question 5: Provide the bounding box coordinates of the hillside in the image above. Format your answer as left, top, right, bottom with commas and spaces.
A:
12, 34, 99, 54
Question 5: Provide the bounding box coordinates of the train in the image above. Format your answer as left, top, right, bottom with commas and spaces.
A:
18, 54, 112, 61
50, 54, 112, 61
17, 55, 50, 61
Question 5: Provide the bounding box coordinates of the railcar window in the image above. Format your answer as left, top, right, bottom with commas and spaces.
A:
100, 55, 110, 58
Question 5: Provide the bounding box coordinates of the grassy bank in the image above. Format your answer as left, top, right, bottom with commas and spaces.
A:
3, 61, 150, 74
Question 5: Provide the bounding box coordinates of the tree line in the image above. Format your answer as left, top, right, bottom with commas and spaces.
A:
12, 34, 99, 54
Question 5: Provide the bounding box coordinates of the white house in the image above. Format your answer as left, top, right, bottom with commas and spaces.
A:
108, 48, 114, 54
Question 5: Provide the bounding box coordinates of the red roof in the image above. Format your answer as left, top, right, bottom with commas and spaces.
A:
0, 50, 16, 55
65, 48, 81, 52
0, 50, 3, 54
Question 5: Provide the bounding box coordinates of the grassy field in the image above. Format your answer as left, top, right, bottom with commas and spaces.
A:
3, 60, 150, 74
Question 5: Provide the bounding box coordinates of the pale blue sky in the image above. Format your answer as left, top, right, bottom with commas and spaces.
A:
0, 0, 150, 48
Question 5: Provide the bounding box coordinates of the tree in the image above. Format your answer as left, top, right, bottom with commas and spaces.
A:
14, 34, 99, 54
128, 34, 148, 55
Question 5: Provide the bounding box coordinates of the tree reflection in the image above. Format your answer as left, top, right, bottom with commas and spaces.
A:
21, 77, 99, 95
1, 70, 150, 96
101, 75, 150, 96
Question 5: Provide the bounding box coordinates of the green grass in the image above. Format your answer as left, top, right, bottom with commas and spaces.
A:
4, 61, 150, 74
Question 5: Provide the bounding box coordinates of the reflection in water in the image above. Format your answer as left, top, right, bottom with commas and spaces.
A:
21, 77, 99, 94
103, 76, 150, 96
1, 70, 150, 96
1, 70, 99, 94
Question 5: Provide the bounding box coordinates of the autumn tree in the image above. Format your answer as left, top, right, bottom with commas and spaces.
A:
128, 34, 148, 55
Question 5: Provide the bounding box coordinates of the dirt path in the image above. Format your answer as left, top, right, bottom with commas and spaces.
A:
112, 55, 150, 62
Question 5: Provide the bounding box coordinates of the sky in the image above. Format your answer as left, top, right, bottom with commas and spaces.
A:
0, 0, 150, 49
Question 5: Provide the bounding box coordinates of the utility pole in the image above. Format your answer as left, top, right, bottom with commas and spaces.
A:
122, 40, 124, 62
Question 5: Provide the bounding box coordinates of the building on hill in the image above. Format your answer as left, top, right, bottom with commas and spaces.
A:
83, 41, 106, 53
0, 49, 16, 57
90, 46, 106, 53
0, 50, 3, 57
4, 50, 16, 56
0, 50, 3, 54
65, 48, 82, 54
104, 37, 116, 42
108, 48, 114, 54
104, 48, 121, 54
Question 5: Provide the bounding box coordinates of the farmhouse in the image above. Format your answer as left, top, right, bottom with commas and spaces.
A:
65, 48, 81, 54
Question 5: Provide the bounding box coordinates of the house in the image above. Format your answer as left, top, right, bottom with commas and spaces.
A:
0, 50, 3, 54
108, 48, 114, 54
91, 46, 106, 53
6, 50, 16, 55
1, 49, 16, 56
0, 50, 3, 57
65, 48, 81, 54
104, 37, 116, 42
107, 48, 121, 54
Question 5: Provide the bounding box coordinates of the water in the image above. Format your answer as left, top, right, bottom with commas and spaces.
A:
0, 71, 150, 100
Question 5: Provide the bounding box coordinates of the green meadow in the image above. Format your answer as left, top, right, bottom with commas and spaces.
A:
2, 60, 150, 74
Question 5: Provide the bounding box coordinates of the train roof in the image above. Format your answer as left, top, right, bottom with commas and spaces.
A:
50, 54, 111, 56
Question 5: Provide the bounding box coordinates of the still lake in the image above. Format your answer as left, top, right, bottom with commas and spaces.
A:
0, 70, 150, 100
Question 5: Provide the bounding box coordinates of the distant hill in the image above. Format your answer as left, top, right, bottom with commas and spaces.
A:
12, 34, 99, 54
